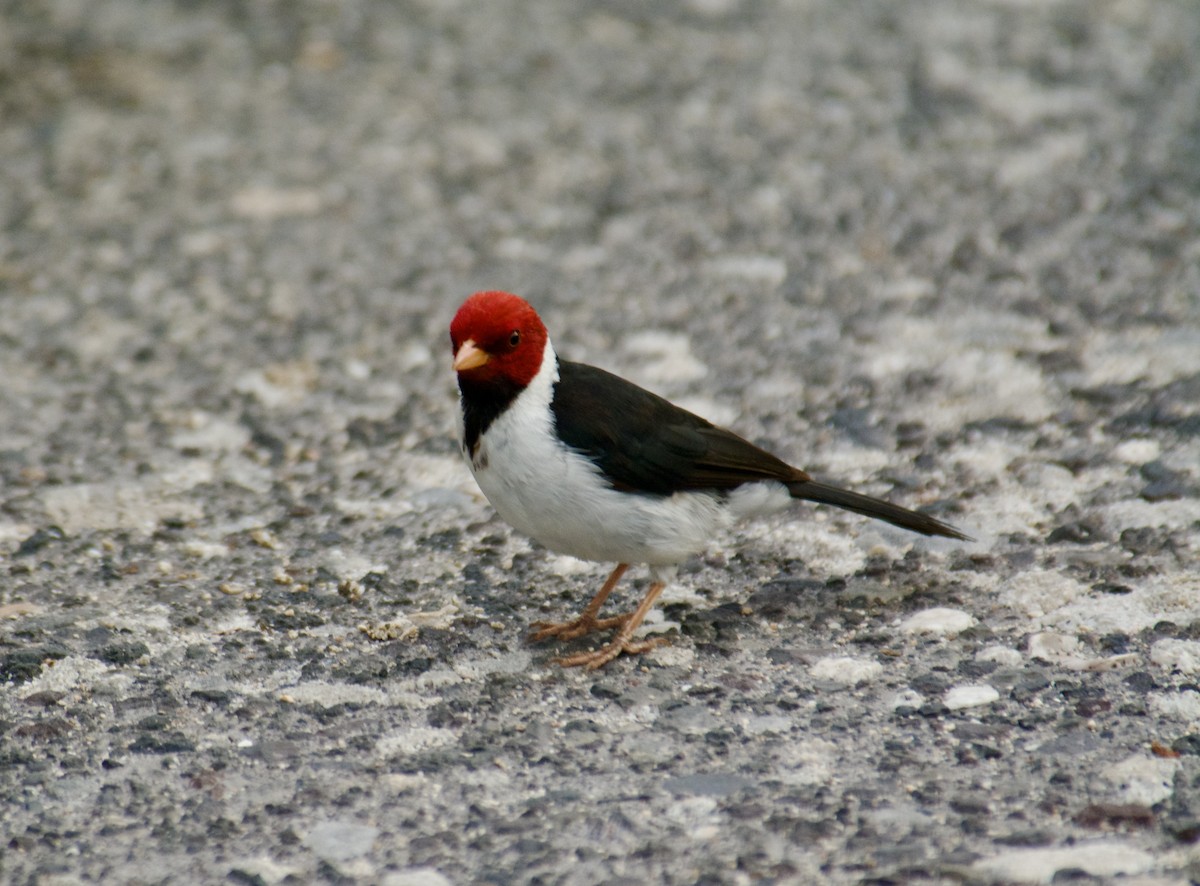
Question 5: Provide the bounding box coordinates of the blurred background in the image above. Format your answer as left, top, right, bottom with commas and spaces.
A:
3, 1, 1196, 494
2, 2, 1199, 883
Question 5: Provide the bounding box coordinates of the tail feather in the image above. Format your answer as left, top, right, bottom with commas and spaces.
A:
788, 480, 972, 541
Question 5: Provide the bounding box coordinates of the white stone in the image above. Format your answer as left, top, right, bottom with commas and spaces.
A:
672, 396, 739, 427
42, 481, 204, 534
740, 714, 794, 736
1039, 573, 1200, 636
809, 656, 884, 687
1027, 632, 1081, 662
1005, 569, 1087, 619
545, 555, 595, 576
9, 656, 118, 695
233, 362, 317, 408
972, 841, 1154, 884
230, 185, 322, 219
1113, 438, 1161, 464
1149, 692, 1200, 721
890, 689, 925, 710
898, 608, 976, 636
705, 254, 788, 287
382, 870, 454, 886
621, 331, 708, 383
775, 738, 837, 786
1102, 754, 1179, 805
862, 803, 934, 837
303, 820, 379, 862
1150, 639, 1200, 674
976, 646, 1023, 667
375, 727, 458, 757
944, 684, 1000, 710
281, 682, 386, 708
451, 651, 532, 679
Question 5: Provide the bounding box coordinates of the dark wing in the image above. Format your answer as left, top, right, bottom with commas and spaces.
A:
552, 361, 972, 539
551, 360, 806, 496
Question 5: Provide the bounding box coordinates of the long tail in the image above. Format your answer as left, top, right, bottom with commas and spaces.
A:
788, 480, 972, 541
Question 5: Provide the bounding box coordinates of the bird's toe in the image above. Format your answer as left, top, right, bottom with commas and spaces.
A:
552, 634, 670, 670
528, 612, 629, 643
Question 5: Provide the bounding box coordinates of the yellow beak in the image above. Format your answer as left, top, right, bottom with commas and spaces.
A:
453, 339, 490, 372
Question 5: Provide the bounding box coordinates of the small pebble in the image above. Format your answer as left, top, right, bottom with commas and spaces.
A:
898, 608, 976, 636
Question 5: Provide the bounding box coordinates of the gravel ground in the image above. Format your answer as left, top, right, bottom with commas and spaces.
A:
2, 1, 1199, 883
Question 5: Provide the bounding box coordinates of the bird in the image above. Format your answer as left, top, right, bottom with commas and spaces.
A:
449, 290, 970, 669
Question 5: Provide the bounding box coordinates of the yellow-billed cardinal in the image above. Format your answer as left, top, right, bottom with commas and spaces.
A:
450, 290, 970, 669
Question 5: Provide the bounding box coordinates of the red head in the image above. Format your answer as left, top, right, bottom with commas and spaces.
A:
449, 291, 549, 390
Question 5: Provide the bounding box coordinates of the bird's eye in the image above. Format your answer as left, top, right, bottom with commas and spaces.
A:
508, 330, 520, 347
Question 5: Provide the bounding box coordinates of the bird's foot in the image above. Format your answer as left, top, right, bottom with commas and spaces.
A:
528, 612, 629, 643
552, 634, 670, 670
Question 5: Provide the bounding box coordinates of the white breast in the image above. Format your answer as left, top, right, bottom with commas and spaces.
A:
459, 339, 793, 569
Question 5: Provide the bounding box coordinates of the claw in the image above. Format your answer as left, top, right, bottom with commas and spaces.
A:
552, 634, 670, 670
527, 567, 671, 670
529, 612, 629, 643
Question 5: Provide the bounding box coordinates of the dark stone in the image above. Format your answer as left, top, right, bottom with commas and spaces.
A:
1050, 868, 1098, 882
1011, 673, 1051, 700
1, 647, 69, 685
1047, 520, 1105, 544
1167, 819, 1200, 844
14, 718, 73, 741
910, 673, 948, 694
228, 868, 269, 886
1171, 734, 1200, 756
1099, 632, 1130, 652
1142, 479, 1191, 502
422, 528, 462, 551
21, 690, 66, 707
1040, 730, 1106, 757
662, 773, 756, 797
964, 416, 1037, 434
1150, 621, 1181, 638
128, 731, 196, 754
1122, 671, 1157, 692
331, 657, 391, 685
1139, 459, 1174, 482
765, 646, 804, 665
746, 579, 824, 619
828, 407, 888, 448
995, 829, 1054, 847
360, 571, 389, 591
1074, 698, 1111, 717
1072, 381, 1142, 407
957, 659, 998, 679
191, 689, 231, 705
969, 743, 1003, 760
98, 642, 150, 665
1036, 349, 1083, 373
15, 526, 66, 557
679, 603, 746, 641
949, 796, 989, 815
1138, 459, 1193, 497
395, 656, 435, 676
1119, 527, 1169, 556
953, 722, 1009, 742
1074, 803, 1154, 829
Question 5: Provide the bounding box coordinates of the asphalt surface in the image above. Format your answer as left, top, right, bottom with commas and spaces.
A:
2, 1, 1199, 884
